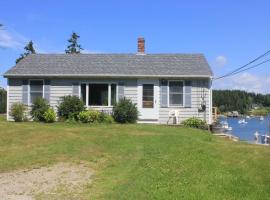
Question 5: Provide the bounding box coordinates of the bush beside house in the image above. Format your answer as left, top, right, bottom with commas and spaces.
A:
182, 117, 207, 129
78, 110, 114, 124
30, 97, 49, 122
78, 110, 100, 123
112, 98, 138, 123
57, 95, 85, 120
10, 96, 138, 125
10, 103, 26, 122
43, 108, 56, 123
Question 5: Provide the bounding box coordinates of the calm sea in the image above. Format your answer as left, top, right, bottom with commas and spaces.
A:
219, 114, 270, 143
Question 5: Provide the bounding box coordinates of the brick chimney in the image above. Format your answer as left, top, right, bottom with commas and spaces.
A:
137, 37, 145, 54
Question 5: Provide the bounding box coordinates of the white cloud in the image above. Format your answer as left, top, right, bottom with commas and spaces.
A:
0, 28, 50, 53
215, 55, 227, 67
0, 29, 27, 49
213, 72, 270, 94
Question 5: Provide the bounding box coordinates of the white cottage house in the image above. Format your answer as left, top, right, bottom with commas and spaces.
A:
4, 38, 213, 124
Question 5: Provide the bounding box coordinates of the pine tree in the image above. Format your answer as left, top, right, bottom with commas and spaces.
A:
16, 40, 36, 64
65, 32, 83, 54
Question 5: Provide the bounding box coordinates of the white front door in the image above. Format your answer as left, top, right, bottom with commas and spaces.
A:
137, 79, 159, 120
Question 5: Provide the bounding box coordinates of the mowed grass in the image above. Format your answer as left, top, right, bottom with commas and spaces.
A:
0, 117, 269, 199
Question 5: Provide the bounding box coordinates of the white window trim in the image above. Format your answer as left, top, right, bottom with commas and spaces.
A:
168, 80, 185, 108
79, 82, 118, 108
28, 79, 44, 106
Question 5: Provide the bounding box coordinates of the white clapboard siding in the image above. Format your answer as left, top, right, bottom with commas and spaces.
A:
124, 79, 137, 105
50, 79, 73, 109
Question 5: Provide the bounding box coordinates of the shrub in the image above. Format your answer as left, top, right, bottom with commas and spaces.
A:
112, 98, 138, 123
78, 110, 100, 123
98, 111, 106, 123
182, 117, 207, 129
103, 115, 114, 123
43, 108, 56, 123
10, 103, 26, 122
57, 95, 85, 120
98, 111, 114, 123
30, 97, 49, 122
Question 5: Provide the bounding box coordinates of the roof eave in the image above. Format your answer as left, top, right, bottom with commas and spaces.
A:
3, 74, 212, 78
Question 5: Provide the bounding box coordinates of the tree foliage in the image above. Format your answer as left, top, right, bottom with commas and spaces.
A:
65, 32, 83, 54
16, 40, 36, 63
213, 90, 270, 114
0, 88, 6, 113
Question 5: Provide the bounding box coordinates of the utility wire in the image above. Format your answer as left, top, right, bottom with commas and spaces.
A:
214, 58, 270, 80
214, 50, 270, 80
229, 58, 270, 75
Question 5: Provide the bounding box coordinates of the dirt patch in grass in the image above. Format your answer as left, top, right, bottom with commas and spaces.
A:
0, 162, 93, 200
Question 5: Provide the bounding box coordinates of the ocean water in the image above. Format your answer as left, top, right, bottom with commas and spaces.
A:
219, 115, 270, 143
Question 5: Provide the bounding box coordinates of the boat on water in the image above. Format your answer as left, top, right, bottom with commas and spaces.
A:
259, 116, 264, 121
227, 126, 233, 131
238, 119, 248, 124
246, 116, 250, 119
220, 121, 233, 131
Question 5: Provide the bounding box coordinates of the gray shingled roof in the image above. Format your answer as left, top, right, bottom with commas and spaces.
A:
4, 54, 213, 78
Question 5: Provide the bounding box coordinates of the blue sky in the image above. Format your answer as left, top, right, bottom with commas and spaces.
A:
0, 0, 270, 93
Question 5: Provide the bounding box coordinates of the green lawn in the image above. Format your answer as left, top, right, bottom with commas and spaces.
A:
0, 118, 269, 199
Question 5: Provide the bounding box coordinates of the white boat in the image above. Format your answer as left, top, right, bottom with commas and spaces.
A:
221, 122, 232, 131
246, 116, 250, 119
221, 122, 229, 129
238, 119, 248, 124
259, 116, 264, 121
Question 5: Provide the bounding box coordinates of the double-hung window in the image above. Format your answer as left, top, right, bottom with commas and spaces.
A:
80, 83, 117, 107
29, 80, 43, 104
169, 81, 184, 107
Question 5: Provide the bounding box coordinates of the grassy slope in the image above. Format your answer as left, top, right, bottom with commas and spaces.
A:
0, 118, 269, 199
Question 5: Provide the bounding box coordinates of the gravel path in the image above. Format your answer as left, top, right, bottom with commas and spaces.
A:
0, 163, 93, 200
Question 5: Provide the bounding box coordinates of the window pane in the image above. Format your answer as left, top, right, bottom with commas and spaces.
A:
169, 94, 183, 106
89, 84, 108, 106
30, 92, 43, 104
30, 80, 43, 92
169, 81, 183, 106
30, 80, 43, 104
169, 81, 183, 93
143, 84, 153, 108
81, 84, 86, 105
111, 84, 116, 106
